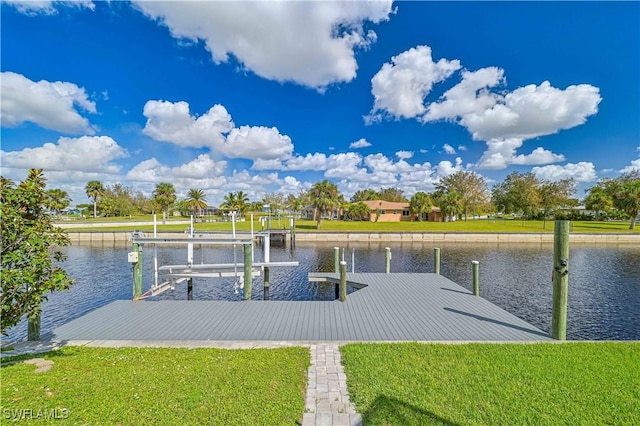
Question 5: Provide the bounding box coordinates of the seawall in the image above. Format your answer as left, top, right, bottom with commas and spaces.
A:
64, 231, 639, 244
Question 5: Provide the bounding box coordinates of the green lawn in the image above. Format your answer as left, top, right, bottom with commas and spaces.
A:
341, 342, 640, 425
62, 217, 639, 233
1, 346, 309, 425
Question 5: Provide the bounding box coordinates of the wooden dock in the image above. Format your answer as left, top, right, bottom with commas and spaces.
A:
50, 273, 551, 342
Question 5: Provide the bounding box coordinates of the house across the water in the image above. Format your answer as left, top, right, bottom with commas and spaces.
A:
361, 200, 444, 222
301, 199, 445, 222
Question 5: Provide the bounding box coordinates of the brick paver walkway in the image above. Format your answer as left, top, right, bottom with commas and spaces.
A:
301, 343, 362, 426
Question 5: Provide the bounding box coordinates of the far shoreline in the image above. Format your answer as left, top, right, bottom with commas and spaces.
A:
63, 230, 639, 245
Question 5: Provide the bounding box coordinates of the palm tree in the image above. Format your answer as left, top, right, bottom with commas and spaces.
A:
220, 192, 239, 212
309, 180, 339, 229
410, 191, 432, 221
347, 202, 371, 221
437, 191, 463, 222
45, 188, 71, 216
220, 191, 250, 216
85, 180, 105, 218
235, 191, 249, 215
184, 189, 207, 218
152, 182, 176, 224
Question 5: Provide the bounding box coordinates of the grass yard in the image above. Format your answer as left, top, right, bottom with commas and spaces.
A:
341, 342, 640, 425
1, 346, 309, 425
61, 218, 639, 233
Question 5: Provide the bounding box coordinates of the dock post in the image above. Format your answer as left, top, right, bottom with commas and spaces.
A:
334, 247, 340, 273
264, 267, 270, 300
133, 242, 143, 299
243, 243, 253, 300
27, 307, 41, 341
339, 261, 347, 302
434, 247, 441, 275
552, 220, 570, 340
385, 247, 391, 274
290, 216, 296, 248
472, 261, 480, 296
187, 278, 193, 300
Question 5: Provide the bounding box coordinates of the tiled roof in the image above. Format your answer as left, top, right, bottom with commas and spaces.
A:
360, 200, 409, 210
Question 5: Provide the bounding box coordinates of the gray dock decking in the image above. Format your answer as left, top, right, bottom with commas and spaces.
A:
51, 273, 551, 342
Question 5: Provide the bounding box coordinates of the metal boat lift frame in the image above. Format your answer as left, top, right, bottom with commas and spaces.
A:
128, 214, 298, 301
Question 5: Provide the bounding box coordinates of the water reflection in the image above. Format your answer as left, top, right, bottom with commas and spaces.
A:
5, 241, 639, 342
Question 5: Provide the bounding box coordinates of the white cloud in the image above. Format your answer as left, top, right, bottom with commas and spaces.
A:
252, 152, 328, 171
477, 138, 565, 170
280, 176, 304, 194
419, 148, 428, 154
142, 100, 233, 149
142, 100, 293, 161
442, 144, 456, 155
325, 152, 365, 179
1, 71, 97, 134
424, 67, 504, 122
395, 150, 413, 160
476, 138, 524, 170
1, 135, 126, 173
462, 81, 601, 141
224, 126, 293, 160
366, 45, 461, 121
132, 1, 394, 89
532, 162, 597, 183
435, 157, 463, 177
620, 147, 640, 174
620, 159, 640, 174
367, 49, 601, 170
512, 147, 565, 166
458, 145, 467, 151
424, 72, 601, 142
350, 138, 371, 149
283, 153, 328, 171
367, 153, 413, 173
3, 0, 94, 15
127, 154, 226, 182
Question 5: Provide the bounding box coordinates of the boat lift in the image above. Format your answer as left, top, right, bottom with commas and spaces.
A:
128, 214, 298, 301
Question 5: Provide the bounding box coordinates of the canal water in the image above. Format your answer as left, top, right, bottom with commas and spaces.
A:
4, 241, 639, 342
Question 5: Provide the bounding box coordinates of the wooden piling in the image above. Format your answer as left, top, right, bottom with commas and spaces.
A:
434, 247, 441, 275
552, 220, 570, 340
385, 247, 391, 274
243, 243, 252, 300
472, 260, 480, 296
187, 278, 193, 300
334, 247, 340, 273
133, 242, 142, 299
27, 309, 41, 341
264, 266, 270, 300
290, 217, 296, 247
339, 261, 347, 302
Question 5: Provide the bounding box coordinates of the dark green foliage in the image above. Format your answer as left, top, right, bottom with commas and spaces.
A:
347, 201, 372, 221
152, 182, 177, 223
1, 169, 74, 335
378, 187, 407, 202
309, 180, 339, 229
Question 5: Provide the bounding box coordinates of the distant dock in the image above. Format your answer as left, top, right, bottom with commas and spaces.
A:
50, 273, 551, 343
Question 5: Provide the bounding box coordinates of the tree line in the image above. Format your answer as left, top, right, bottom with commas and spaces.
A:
29, 170, 640, 230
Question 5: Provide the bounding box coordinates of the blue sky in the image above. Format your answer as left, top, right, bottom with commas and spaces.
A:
1, 1, 639, 206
